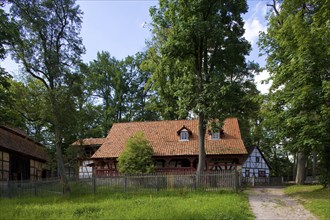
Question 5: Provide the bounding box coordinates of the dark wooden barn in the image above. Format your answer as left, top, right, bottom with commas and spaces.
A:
0, 126, 50, 181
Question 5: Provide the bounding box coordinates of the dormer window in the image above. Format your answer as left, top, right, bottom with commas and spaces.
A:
208, 129, 224, 140
180, 129, 189, 141
177, 126, 192, 141
211, 131, 220, 140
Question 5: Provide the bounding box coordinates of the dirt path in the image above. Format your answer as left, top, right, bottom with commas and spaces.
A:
246, 187, 318, 220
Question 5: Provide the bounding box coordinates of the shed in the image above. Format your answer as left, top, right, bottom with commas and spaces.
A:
0, 126, 50, 181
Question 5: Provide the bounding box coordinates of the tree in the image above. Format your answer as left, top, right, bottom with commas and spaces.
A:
0, 5, 18, 59
84, 51, 159, 134
121, 52, 159, 121
8, 0, 85, 192
118, 132, 154, 175
86, 51, 124, 135
0, 68, 17, 125
259, 0, 330, 185
147, 0, 251, 173
0, 5, 20, 126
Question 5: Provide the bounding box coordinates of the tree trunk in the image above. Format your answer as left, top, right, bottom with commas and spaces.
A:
273, 147, 278, 176
293, 153, 297, 181
54, 122, 71, 193
197, 112, 206, 174
312, 151, 316, 180
295, 151, 307, 184
50, 92, 70, 194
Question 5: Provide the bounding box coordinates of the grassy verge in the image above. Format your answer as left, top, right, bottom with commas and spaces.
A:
0, 190, 253, 220
284, 185, 330, 220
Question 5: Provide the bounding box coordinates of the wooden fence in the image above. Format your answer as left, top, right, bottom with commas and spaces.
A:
0, 170, 240, 197
0, 178, 63, 198
93, 170, 240, 193
241, 176, 284, 187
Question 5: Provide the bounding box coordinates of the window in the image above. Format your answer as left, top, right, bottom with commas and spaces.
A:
155, 159, 165, 168
169, 159, 190, 167
177, 126, 192, 141
256, 156, 260, 163
180, 130, 189, 141
0, 151, 9, 181
211, 131, 220, 140
258, 170, 266, 177
245, 169, 250, 177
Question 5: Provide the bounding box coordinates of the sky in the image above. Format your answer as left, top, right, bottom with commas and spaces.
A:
1, 0, 271, 93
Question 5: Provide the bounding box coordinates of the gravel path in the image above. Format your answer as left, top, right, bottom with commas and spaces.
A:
246, 187, 318, 220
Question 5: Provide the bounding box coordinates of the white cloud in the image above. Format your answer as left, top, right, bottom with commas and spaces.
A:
244, 2, 268, 45
254, 1, 268, 17
244, 18, 266, 45
255, 70, 272, 94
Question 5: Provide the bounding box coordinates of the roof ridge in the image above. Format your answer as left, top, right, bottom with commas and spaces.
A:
112, 119, 199, 126
0, 125, 44, 147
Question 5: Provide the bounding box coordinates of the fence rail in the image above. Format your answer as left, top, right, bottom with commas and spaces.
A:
0, 178, 63, 198
241, 176, 284, 187
93, 170, 240, 193
0, 170, 240, 198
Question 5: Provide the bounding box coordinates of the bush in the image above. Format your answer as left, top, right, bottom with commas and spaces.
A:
118, 132, 154, 175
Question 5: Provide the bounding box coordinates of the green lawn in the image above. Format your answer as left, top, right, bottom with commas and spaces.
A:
0, 190, 254, 220
284, 185, 330, 220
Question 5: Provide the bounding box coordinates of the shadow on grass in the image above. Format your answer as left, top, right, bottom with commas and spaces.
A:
285, 185, 330, 200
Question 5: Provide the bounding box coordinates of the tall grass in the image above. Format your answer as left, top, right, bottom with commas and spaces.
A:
284, 185, 330, 220
0, 190, 253, 220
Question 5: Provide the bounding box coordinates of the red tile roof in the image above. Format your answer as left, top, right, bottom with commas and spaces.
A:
0, 126, 50, 162
92, 118, 247, 158
71, 138, 105, 147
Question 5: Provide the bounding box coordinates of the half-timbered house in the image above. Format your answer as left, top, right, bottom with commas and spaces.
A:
242, 146, 271, 177
70, 138, 105, 179
89, 117, 248, 176
0, 126, 50, 181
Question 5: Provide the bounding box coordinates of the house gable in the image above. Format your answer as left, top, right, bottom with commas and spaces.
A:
242, 146, 271, 177
70, 138, 105, 179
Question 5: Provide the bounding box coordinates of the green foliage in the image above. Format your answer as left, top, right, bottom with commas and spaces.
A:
0, 68, 15, 125
259, 0, 330, 183
121, 52, 160, 122
284, 185, 330, 220
145, 0, 254, 172
0, 190, 254, 220
118, 132, 154, 175
146, 0, 253, 120
86, 51, 122, 134
84, 51, 159, 136
0, 7, 18, 59
8, 0, 85, 191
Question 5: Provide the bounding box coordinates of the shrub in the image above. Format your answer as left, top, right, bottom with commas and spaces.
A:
118, 132, 154, 175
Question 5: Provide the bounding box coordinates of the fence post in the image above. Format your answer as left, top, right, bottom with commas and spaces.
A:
93, 177, 96, 194
252, 176, 255, 187
7, 180, 11, 198
156, 175, 159, 191
194, 173, 197, 190
34, 181, 37, 196
234, 170, 239, 192
124, 176, 127, 192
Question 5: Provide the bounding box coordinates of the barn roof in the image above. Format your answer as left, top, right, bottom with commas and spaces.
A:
0, 126, 50, 162
71, 138, 106, 147
92, 117, 247, 159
